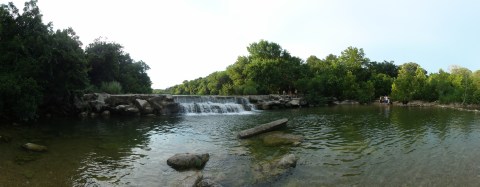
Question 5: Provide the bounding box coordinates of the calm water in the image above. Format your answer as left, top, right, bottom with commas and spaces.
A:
1, 106, 480, 186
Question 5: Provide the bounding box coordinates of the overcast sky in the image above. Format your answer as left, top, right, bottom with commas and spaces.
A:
3, 0, 480, 89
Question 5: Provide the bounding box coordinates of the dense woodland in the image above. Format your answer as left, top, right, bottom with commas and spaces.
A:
2, 1, 480, 122
0, 1, 152, 121
167, 40, 480, 106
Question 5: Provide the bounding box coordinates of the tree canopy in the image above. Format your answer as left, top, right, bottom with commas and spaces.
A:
0, 1, 152, 121
167, 40, 480, 106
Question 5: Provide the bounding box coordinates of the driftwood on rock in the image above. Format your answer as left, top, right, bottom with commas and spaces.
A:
237, 118, 288, 139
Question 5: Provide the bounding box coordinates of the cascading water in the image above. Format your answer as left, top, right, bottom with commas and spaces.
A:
173, 96, 256, 115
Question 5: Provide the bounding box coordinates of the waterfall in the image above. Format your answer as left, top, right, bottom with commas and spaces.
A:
173, 96, 256, 115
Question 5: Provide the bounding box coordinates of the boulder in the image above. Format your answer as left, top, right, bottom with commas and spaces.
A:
252, 154, 298, 182
87, 93, 110, 112
115, 105, 140, 115
22, 143, 47, 152
197, 178, 223, 187
287, 98, 307, 107
134, 99, 153, 114
101, 110, 111, 117
262, 131, 304, 146
167, 153, 210, 170
171, 171, 203, 187
238, 118, 288, 139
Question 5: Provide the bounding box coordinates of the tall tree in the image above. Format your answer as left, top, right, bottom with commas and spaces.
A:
391, 62, 427, 104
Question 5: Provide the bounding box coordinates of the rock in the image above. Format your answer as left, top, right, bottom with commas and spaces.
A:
115, 105, 140, 115
238, 118, 288, 139
101, 110, 111, 117
171, 171, 203, 187
252, 154, 298, 182
78, 112, 88, 118
287, 98, 307, 107
89, 112, 98, 118
167, 153, 210, 170
262, 131, 304, 146
197, 178, 223, 187
88, 93, 110, 112
276, 154, 298, 169
22, 143, 48, 152
135, 99, 153, 114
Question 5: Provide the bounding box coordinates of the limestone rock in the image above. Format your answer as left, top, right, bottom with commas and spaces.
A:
197, 178, 223, 187
134, 99, 153, 114
167, 153, 210, 170
252, 154, 298, 182
101, 110, 111, 117
171, 171, 203, 187
262, 131, 304, 146
22, 143, 47, 152
238, 118, 288, 139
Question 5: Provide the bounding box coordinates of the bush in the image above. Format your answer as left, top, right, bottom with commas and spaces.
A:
100, 81, 122, 94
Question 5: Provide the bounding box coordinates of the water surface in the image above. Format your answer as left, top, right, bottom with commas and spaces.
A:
1, 106, 480, 186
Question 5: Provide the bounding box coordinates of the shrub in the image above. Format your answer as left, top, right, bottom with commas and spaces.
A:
100, 81, 122, 94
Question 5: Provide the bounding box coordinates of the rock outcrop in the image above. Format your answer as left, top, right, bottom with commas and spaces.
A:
238, 118, 288, 139
252, 154, 298, 182
167, 153, 210, 170
248, 95, 307, 110
76, 94, 181, 117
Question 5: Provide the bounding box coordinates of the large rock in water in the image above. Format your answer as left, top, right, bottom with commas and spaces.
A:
238, 118, 288, 139
170, 171, 203, 187
252, 154, 298, 182
22, 143, 47, 152
167, 153, 210, 170
262, 131, 304, 146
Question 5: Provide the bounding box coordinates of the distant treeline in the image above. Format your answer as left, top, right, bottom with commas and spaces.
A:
0, 1, 152, 121
165, 40, 480, 105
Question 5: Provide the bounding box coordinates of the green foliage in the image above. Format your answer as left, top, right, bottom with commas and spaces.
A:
391, 63, 427, 103
100, 81, 123, 94
0, 1, 153, 121
85, 40, 152, 94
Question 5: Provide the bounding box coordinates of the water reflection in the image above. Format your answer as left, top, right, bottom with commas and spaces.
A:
1, 106, 480, 186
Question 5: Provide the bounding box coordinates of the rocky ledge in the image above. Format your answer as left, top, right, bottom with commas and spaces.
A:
75, 93, 181, 117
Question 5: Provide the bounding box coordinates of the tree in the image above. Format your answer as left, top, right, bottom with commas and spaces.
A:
85, 40, 152, 93
391, 62, 427, 104
245, 40, 306, 94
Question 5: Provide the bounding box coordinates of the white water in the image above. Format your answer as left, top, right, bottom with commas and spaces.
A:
173, 96, 257, 115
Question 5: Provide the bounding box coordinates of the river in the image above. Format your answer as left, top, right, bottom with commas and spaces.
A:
1, 105, 480, 186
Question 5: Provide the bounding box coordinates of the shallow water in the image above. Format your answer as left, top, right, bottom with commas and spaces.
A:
1, 106, 480, 186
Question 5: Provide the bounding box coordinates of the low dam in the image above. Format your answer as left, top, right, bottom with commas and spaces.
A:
76, 94, 307, 117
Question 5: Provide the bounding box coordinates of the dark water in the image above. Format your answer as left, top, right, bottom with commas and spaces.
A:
1, 106, 480, 186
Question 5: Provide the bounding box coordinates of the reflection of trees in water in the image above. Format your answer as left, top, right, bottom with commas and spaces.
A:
71, 116, 183, 186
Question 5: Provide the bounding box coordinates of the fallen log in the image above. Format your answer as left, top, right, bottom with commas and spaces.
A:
238, 118, 288, 139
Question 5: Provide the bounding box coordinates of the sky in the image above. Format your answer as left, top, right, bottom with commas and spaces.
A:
3, 0, 480, 89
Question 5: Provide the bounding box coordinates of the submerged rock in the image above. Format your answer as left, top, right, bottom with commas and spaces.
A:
262, 131, 304, 146
238, 118, 288, 139
197, 178, 223, 187
252, 154, 298, 182
170, 171, 203, 187
167, 153, 210, 170
22, 143, 47, 152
